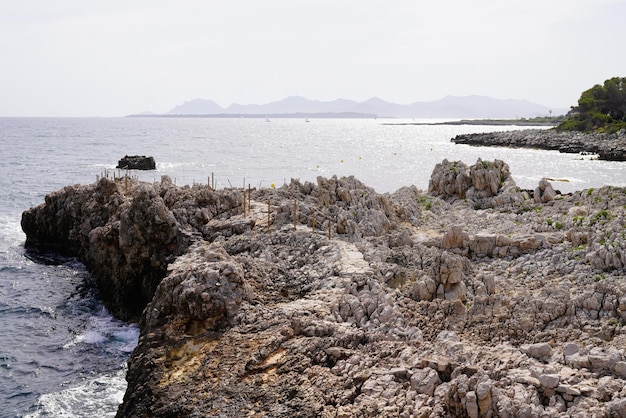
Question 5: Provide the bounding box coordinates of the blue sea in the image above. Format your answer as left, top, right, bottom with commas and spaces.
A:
1, 117, 625, 417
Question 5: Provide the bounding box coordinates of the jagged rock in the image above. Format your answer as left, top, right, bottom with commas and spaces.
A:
524, 342, 553, 361
534, 178, 557, 203
143, 241, 253, 335
441, 225, 469, 250
469, 233, 497, 256
410, 367, 441, 396
428, 158, 519, 208
19, 160, 626, 417
21, 178, 240, 321
427, 159, 472, 199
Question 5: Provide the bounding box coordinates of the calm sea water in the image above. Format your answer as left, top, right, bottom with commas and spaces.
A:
1, 117, 625, 417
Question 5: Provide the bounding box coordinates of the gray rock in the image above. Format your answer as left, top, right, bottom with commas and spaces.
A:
525, 342, 553, 361
442, 225, 469, 249
588, 347, 622, 372
615, 361, 626, 378
534, 178, 557, 203
539, 374, 560, 389
410, 368, 441, 396
563, 342, 580, 357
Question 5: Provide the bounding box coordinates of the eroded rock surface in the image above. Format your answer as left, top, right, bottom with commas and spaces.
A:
21, 162, 626, 417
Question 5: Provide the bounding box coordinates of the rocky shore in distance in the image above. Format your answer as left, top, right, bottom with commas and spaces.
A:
452, 129, 626, 161
21, 160, 626, 417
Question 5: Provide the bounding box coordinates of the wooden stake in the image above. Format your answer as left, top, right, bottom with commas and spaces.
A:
293, 199, 297, 230
328, 219, 331, 240
248, 184, 251, 213
243, 190, 246, 218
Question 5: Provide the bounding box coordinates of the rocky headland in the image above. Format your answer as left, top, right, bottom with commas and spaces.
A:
452, 129, 626, 161
21, 159, 626, 417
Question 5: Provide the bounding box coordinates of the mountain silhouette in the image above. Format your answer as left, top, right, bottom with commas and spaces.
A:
165, 95, 565, 118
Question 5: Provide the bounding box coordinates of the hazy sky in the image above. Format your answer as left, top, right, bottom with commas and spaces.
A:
2, 0, 625, 116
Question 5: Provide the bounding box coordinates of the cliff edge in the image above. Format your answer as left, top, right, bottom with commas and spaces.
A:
21, 161, 626, 417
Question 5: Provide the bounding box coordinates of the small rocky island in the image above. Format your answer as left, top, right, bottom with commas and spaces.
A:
21, 159, 626, 417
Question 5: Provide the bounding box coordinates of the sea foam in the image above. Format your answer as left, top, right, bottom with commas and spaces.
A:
25, 367, 128, 418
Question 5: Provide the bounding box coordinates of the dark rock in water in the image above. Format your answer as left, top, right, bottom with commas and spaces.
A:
599, 148, 626, 161
117, 155, 156, 170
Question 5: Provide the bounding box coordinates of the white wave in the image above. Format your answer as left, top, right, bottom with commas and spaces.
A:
0, 216, 24, 253
63, 312, 139, 353
25, 366, 128, 418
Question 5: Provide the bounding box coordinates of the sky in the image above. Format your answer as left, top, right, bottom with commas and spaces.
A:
1, 0, 625, 116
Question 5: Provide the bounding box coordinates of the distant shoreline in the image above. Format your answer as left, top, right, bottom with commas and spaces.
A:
382, 119, 559, 127
125, 114, 561, 126
126, 112, 378, 119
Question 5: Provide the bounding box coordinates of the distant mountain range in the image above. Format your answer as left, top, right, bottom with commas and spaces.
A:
152, 95, 567, 119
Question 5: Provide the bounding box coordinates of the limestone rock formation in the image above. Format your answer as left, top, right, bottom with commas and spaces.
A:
534, 177, 557, 203
21, 176, 242, 321
428, 158, 521, 208
20, 161, 626, 417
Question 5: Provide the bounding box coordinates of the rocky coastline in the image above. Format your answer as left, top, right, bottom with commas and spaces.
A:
21, 160, 626, 417
452, 129, 626, 161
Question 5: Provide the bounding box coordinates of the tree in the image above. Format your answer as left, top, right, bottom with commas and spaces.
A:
557, 77, 626, 133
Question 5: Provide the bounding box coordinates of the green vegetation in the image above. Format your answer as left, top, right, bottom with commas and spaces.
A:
418, 195, 433, 210
557, 77, 626, 133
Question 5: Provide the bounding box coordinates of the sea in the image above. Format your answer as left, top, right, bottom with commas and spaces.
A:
1, 116, 625, 417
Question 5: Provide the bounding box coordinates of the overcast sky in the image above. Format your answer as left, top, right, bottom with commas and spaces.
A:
2, 0, 625, 116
